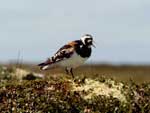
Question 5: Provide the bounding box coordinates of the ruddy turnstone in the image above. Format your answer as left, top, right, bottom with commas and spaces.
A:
38, 34, 95, 77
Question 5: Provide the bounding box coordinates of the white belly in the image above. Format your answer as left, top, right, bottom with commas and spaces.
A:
58, 52, 88, 68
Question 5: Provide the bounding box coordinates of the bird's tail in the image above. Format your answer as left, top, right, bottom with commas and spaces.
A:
38, 58, 53, 70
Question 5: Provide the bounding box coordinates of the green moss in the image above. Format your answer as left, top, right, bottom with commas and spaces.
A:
0, 78, 149, 113
0, 65, 150, 112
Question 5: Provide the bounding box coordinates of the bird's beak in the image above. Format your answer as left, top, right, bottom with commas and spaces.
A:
92, 41, 96, 48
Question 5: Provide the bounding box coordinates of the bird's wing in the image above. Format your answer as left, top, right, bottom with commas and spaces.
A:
38, 41, 78, 67
38, 40, 80, 70
52, 41, 77, 63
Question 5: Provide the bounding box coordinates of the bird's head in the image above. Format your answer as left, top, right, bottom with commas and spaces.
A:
81, 34, 95, 48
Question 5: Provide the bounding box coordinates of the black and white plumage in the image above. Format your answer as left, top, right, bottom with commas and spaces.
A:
38, 34, 95, 77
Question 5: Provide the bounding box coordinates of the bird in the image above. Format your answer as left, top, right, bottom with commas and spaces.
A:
38, 34, 95, 78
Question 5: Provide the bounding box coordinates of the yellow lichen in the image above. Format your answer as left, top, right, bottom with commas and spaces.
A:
72, 79, 126, 102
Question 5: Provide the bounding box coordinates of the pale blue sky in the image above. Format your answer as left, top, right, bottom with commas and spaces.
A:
0, 0, 150, 64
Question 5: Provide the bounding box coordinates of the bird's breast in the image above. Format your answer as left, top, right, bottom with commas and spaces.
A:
58, 52, 88, 68
75, 45, 92, 58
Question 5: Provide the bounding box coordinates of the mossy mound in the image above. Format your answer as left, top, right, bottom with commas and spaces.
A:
0, 77, 149, 113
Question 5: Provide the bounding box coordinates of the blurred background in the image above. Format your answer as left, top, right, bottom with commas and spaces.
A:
0, 0, 150, 65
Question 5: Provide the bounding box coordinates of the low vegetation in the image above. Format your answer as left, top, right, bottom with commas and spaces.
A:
0, 65, 150, 113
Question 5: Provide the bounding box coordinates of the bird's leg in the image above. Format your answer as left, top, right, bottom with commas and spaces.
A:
70, 68, 74, 78
65, 67, 69, 75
